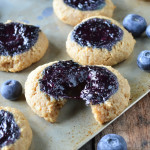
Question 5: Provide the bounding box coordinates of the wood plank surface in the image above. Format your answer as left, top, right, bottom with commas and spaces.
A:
80, 93, 150, 150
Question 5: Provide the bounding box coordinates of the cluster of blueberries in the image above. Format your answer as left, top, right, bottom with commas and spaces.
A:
0, 14, 150, 150
123, 14, 150, 72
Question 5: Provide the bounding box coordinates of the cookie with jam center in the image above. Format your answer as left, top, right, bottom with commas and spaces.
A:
66, 16, 136, 66
25, 60, 130, 124
53, 0, 115, 26
0, 20, 49, 72
0, 106, 32, 150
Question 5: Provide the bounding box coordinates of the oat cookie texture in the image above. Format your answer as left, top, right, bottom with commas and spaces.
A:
25, 61, 130, 124
53, 0, 115, 26
66, 16, 136, 66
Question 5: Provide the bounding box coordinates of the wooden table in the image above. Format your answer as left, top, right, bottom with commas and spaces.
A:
80, 93, 150, 150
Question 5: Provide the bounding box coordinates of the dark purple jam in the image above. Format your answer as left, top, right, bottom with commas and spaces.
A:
0, 110, 20, 148
63, 0, 105, 11
39, 60, 118, 105
80, 66, 119, 104
39, 61, 88, 99
72, 18, 123, 51
0, 22, 40, 56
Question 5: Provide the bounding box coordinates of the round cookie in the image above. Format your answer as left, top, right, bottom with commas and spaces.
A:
0, 106, 32, 150
53, 0, 115, 26
25, 60, 130, 124
0, 20, 49, 72
66, 16, 136, 66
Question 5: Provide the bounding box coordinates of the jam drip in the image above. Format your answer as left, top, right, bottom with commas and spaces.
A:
0, 22, 40, 56
39, 60, 119, 105
0, 110, 20, 148
63, 0, 105, 11
72, 18, 123, 51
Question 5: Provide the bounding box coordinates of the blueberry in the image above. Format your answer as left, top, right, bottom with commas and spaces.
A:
97, 134, 127, 150
123, 14, 147, 37
137, 50, 150, 72
146, 25, 150, 38
0, 80, 22, 100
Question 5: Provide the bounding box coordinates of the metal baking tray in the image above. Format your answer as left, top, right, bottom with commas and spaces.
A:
0, 0, 149, 149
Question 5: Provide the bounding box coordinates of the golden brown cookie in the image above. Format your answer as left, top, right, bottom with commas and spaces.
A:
0, 106, 32, 150
66, 16, 136, 66
53, 0, 115, 26
25, 60, 130, 124
0, 20, 49, 72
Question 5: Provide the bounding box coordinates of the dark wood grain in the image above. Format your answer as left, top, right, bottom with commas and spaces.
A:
80, 93, 150, 150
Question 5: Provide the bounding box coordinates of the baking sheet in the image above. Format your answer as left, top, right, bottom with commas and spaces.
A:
0, 0, 150, 149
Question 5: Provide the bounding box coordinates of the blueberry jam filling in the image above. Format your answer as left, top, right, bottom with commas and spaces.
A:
39, 60, 118, 105
80, 66, 119, 104
72, 18, 123, 51
63, 0, 105, 11
0, 22, 40, 56
0, 110, 20, 148
39, 61, 88, 99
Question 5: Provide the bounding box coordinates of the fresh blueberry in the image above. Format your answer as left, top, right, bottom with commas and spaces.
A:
123, 14, 147, 37
146, 25, 150, 38
0, 80, 22, 100
97, 134, 127, 150
137, 50, 150, 72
